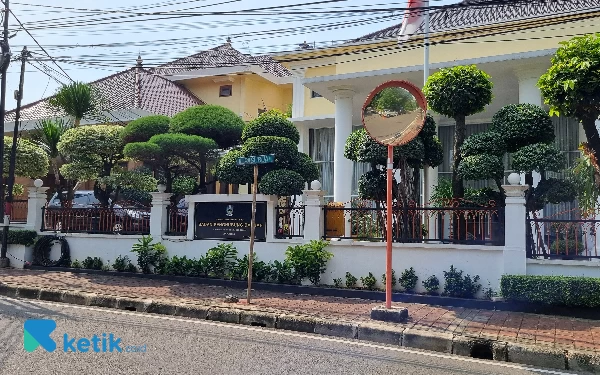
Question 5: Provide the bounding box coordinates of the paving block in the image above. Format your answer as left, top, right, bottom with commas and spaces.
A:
370, 306, 409, 323
146, 302, 177, 315
357, 322, 404, 345
39, 289, 64, 303
277, 314, 316, 334
17, 286, 40, 300
315, 320, 358, 339
116, 297, 152, 312
567, 350, 600, 373
507, 343, 566, 370
240, 310, 278, 328
87, 294, 118, 309
208, 307, 241, 324
175, 304, 210, 320
402, 328, 453, 353
0, 283, 18, 298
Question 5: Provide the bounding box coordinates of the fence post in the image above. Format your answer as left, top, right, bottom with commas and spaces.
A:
303, 183, 325, 240
502, 174, 528, 276
27, 186, 49, 232
150, 191, 172, 239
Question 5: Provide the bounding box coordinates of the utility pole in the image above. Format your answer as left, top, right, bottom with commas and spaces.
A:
0, 0, 11, 267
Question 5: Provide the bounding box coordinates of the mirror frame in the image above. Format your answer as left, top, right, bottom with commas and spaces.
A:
361, 80, 428, 146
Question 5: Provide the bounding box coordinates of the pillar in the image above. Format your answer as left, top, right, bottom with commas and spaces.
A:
150, 192, 172, 239
291, 73, 305, 118
27, 186, 50, 231
302, 188, 325, 240
516, 69, 543, 188
332, 86, 354, 204
502, 177, 528, 275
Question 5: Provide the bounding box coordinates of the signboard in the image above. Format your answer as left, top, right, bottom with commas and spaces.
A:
236, 154, 275, 165
194, 202, 267, 240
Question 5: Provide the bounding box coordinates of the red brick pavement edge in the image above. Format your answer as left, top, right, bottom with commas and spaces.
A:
1, 269, 600, 373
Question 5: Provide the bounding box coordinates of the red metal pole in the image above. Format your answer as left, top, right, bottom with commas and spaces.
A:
386, 145, 393, 309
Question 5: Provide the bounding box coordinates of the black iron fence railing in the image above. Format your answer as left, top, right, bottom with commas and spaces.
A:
527, 217, 600, 259
166, 206, 188, 236
41, 206, 151, 235
275, 205, 305, 239
323, 203, 504, 246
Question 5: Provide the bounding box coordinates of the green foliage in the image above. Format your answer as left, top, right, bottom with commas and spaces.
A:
2, 229, 38, 246
242, 136, 298, 170
71, 259, 81, 269
538, 33, 600, 120
122, 115, 171, 143
381, 269, 397, 289
170, 105, 244, 149
422, 275, 440, 295
271, 260, 295, 284
490, 104, 554, 152
431, 178, 504, 207
216, 149, 253, 185
48, 81, 104, 125
82, 256, 103, 270
204, 243, 238, 278
360, 272, 378, 290
399, 267, 418, 293
531, 178, 576, 209
570, 153, 600, 216
345, 272, 358, 289
501, 274, 600, 308
422, 135, 444, 168
172, 176, 197, 196
333, 278, 344, 288
370, 87, 417, 114
511, 143, 565, 173
344, 128, 424, 167
285, 240, 333, 285
458, 154, 504, 181
442, 265, 481, 298
3, 137, 49, 178
31, 118, 71, 160
460, 132, 505, 158
290, 152, 320, 183
258, 169, 306, 196
112, 255, 137, 272
242, 109, 300, 144
423, 65, 493, 118
130, 235, 167, 274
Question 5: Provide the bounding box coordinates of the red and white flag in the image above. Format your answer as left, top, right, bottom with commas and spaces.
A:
398, 0, 427, 43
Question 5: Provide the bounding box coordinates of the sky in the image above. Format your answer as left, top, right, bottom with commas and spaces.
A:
3, 0, 458, 110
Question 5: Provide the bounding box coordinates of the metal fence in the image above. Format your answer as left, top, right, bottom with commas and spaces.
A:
166, 205, 188, 236
41, 206, 151, 235
323, 201, 504, 245
275, 204, 305, 239
7, 200, 28, 223
528, 210, 600, 259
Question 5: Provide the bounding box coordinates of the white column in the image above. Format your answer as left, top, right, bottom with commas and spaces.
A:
150, 192, 172, 239
185, 196, 195, 240
27, 187, 50, 232
332, 87, 354, 204
302, 189, 325, 240
516, 70, 543, 188
291, 73, 305, 118
502, 182, 528, 275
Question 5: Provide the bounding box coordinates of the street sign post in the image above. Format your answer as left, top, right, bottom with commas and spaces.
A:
236, 154, 275, 304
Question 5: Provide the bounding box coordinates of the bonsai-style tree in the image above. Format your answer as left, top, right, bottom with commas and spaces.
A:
48, 81, 104, 127
57, 125, 155, 206
122, 115, 218, 195
423, 65, 493, 201
217, 110, 319, 196
539, 34, 600, 186
2, 136, 49, 179
170, 105, 244, 192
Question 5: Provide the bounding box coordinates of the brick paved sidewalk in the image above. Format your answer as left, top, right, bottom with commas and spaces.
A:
1, 269, 598, 352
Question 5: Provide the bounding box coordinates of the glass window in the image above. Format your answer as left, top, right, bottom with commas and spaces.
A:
309, 128, 334, 201
219, 85, 232, 97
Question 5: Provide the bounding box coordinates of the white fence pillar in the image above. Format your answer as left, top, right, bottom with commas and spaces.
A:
502, 178, 528, 275
303, 189, 325, 240
150, 192, 172, 239
27, 187, 49, 232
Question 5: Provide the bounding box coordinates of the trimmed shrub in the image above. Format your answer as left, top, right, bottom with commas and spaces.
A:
170, 105, 244, 149
399, 267, 418, 293
242, 109, 300, 144
242, 136, 298, 170
500, 275, 600, 308
360, 272, 377, 290
122, 115, 170, 143
259, 169, 305, 196
442, 265, 481, 298
3, 230, 38, 246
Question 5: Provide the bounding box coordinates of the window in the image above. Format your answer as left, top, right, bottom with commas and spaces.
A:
219, 85, 232, 97
310, 90, 322, 98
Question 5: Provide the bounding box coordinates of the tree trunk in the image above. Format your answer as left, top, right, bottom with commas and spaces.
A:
452, 115, 467, 241
199, 159, 207, 194
74, 118, 81, 127
581, 115, 600, 188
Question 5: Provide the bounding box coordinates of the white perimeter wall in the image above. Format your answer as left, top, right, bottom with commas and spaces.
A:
526, 259, 600, 278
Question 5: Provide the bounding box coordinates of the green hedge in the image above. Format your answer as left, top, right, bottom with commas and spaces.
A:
1, 230, 38, 246
500, 275, 600, 308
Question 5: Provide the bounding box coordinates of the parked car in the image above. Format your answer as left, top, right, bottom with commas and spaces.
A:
45, 191, 150, 233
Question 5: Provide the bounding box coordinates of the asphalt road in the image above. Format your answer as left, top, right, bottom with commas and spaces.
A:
0, 296, 587, 375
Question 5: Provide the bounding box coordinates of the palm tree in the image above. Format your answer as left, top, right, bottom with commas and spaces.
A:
31, 118, 74, 205
48, 82, 102, 127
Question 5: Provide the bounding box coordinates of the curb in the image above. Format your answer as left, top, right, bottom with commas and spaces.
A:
0, 283, 593, 372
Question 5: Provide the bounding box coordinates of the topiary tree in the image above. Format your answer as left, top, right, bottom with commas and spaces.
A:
2, 137, 49, 178
121, 115, 170, 143
217, 109, 318, 196
169, 105, 244, 191
539, 33, 600, 186
423, 65, 493, 201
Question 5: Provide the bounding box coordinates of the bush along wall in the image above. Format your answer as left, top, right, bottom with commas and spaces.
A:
2, 230, 38, 246
501, 275, 600, 308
